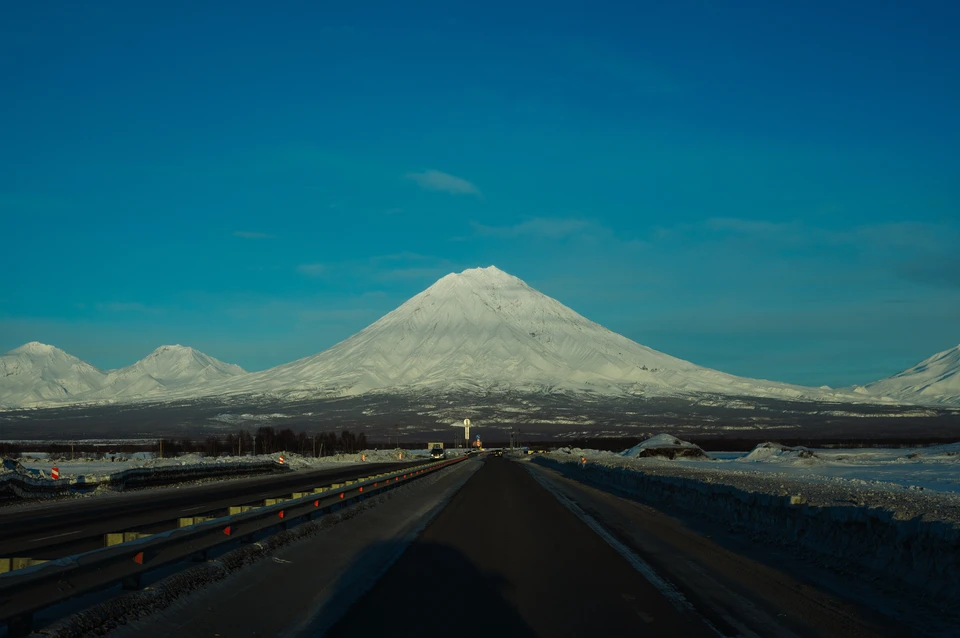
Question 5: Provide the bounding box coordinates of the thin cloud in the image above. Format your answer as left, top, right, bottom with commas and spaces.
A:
296, 263, 327, 277
372, 252, 434, 264
376, 267, 450, 281
472, 217, 594, 239
406, 170, 480, 196
233, 231, 275, 239
94, 302, 161, 314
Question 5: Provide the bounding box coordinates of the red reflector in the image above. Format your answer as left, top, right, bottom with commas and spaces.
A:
133, 552, 144, 565
314, 500, 319, 507
223, 526, 232, 536
339, 493, 344, 499
359, 486, 363, 492
374, 483, 378, 487
278, 510, 285, 519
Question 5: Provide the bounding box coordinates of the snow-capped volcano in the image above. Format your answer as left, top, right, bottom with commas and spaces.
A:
205, 266, 862, 402
3, 268, 951, 410
859, 345, 960, 406
0, 343, 245, 408
93, 345, 246, 400
0, 342, 108, 407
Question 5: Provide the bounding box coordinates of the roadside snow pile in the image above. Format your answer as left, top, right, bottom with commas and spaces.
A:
552, 447, 621, 459
739, 442, 819, 464
622, 434, 707, 460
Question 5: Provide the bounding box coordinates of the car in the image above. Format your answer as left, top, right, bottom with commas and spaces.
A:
430, 446, 445, 459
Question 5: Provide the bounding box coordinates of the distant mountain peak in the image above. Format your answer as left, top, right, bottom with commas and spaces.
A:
10, 341, 62, 355
202, 267, 861, 404
863, 344, 960, 406
148, 344, 195, 357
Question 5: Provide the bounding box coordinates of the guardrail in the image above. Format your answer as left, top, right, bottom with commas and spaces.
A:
0, 459, 289, 502
0, 455, 468, 636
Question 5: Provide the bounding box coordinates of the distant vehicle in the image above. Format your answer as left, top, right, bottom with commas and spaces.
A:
430, 446, 445, 459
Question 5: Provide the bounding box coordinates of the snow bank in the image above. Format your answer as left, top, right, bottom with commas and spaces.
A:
739, 442, 820, 464
534, 452, 960, 609
621, 433, 707, 460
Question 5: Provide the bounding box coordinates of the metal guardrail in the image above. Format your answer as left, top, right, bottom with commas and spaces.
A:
0, 455, 468, 636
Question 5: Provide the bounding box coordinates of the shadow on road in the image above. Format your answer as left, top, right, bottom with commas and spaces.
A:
321, 540, 537, 638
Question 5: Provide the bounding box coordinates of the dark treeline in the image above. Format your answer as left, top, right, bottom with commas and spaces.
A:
160, 427, 369, 457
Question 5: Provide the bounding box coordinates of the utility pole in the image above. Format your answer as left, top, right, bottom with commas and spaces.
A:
159, 439, 163, 459
253, 435, 257, 457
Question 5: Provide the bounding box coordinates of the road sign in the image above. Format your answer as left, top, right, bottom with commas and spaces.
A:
51, 466, 60, 480
278, 455, 285, 465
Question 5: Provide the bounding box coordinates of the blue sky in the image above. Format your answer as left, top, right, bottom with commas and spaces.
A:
2, 1, 958, 386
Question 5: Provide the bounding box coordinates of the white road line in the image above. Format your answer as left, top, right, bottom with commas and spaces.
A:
180, 506, 203, 512
524, 465, 730, 638
30, 530, 82, 543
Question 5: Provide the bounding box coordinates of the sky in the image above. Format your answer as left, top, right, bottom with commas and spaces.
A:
1, 0, 958, 387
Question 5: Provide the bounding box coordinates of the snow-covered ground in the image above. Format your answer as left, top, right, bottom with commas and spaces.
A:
553, 439, 960, 496
13, 447, 463, 483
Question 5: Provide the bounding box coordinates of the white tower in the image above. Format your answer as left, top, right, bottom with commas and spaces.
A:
462, 419, 471, 443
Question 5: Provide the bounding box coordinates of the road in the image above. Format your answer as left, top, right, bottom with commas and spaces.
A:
31, 455, 915, 637
0, 461, 416, 557
328, 456, 716, 637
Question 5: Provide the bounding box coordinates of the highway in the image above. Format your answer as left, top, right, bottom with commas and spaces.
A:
21, 455, 918, 637
328, 456, 716, 637
0, 461, 417, 558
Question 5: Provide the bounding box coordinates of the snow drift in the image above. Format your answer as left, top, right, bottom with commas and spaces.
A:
738, 442, 820, 463
621, 434, 707, 459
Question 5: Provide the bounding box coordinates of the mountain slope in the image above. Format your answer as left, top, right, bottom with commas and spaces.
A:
861, 345, 960, 406
0, 343, 246, 408
0, 342, 108, 408
94, 345, 246, 399
204, 266, 865, 403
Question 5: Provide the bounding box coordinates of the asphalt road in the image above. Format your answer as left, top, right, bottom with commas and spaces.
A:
328, 456, 716, 638
0, 461, 416, 557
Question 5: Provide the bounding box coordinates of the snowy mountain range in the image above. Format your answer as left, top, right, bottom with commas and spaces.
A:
197, 267, 871, 404
1, 267, 957, 409
857, 345, 960, 406
0, 343, 245, 409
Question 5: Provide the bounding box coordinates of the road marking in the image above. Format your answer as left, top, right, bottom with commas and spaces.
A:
30, 530, 82, 543
524, 465, 729, 638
